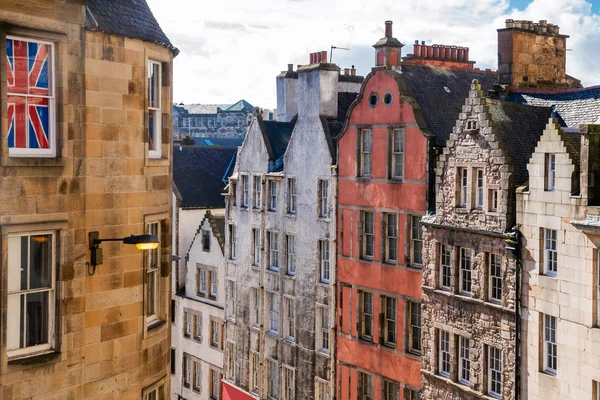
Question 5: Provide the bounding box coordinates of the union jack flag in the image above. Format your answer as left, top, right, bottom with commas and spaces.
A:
6, 38, 51, 150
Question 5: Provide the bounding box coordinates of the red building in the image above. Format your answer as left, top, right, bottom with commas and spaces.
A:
335, 21, 497, 400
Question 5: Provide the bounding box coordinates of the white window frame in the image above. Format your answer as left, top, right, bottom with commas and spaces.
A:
543, 314, 557, 375
269, 292, 279, 334
250, 351, 260, 394
183, 354, 191, 387
184, 311, 191, 337
7, 231, 56, 358
488, 346, 502, 398
210, 369, 220, 399
194, 314, 202, 340
267, 359, 278, 400
269, 180, 277, 211
489, 254, 502, 303
316, 379, 330, 400
458, 167, 468, 207
459, 248, 472, 295
489, 189, 498, 212
385, 213, 398, 263
359, 129, 372, 177
475, 168, 484, 210
253, 175, 262, 209
147, 60, 162, 158
6, 36, 57, 158
253, 228, 261, 267
286, 234, 295, 275
544, 228, 558, 276
546, 153, 556, 191
210, 320, 220, 348
146, 222, 160, 323
199, 269, 207, 295
284, 297, 295, 341
391, 128, 405, 179
242, 175, 249, 207
252, 287, 261, 326
268, 231, 279, 271
319, 179, 329, 218
194, 360, 201, 391
209, 270, 217, 299
229, 224, 236, 260
383, 296, 397, 347
408, 301, 421, 354
439, 244, 451, 290
288, 178, 297, 214
410, 215, 423, 266
439, 330, 450, 377
317, 305, 330, 355
362, 211, 374, 260
458, 336, 470, 385
320, 240, 330, 283
283, 365, 295, 400
227, 280, 236, 319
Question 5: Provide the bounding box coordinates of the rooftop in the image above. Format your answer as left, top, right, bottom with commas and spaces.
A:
173, 100, 254, 116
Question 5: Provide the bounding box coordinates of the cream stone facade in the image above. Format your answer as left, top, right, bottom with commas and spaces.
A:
518, 121, 600, 400
0, 2, 176, 399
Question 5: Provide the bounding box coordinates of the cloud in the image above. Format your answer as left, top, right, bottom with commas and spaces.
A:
147, 0, 600, 108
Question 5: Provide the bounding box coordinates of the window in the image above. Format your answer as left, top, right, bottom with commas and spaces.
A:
231, 182, 237, 206
543, 314, 557, 374
148, 60, 162, 158
184, 311, 191, 337
358, 372, 373, 400
267, 359, 278, 399
210, 320, 220, 348
171, 299, 176, 323
319, 180, 329, 217
382, 380, 399, 400
439, 244, 452, 290
408, 301, 421, 354
227, 280, 236, 319
411, 216, 423, 266
147, 222, 160, 322
288, 178, 297, 214
268, 231, 279, 271
546, 153, 556, 191
489, 254, 502, 303
458, 336, 470, 385
544, 228, 558, 275
384, 213, 398, 263
317, 306, 330, 354
283, 366, 295, 400
253, 175, 262, 209
390, 128, 405, 180
382, 296, 397, 346
226, 342, 235, 379
250, 351, 260, 394
474, 168, 484, 210
286, 234, 295, 275
359, 129, 372, 177
6, 37, 56, 157
359, 291, 373, 340
194, 360, 201, 391
210, 369, 221, 399
320, 240, 330, 283
269, 180, 277, 211
361, 211, 375, 260
209, 270, 217, 299
242, 175, 249, 207
194, 314, 202, 341
252, 287, 260, 326
284, 297, 295, 341
229, 224, 236, 260
253, 228, 261, 267
7, 232, 55, 357
439, 330, 451, 377
144, 385, 164, 400
183, 354, 191, 387
458, 168, 468, 207
316, 380, 330, 400
268, 292, 279, 334
489, 189, 498, 212
198, 269, 207, 295
466, 120, 478, 130
171, 348, 176, 374
488, 346, 502, 397
202, 230, 210, 251
404, 388, 421, 400
459, 248, 473, 295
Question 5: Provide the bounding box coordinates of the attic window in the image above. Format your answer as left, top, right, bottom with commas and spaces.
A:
202, 230, 211, 252
369, 93, 378, 107
443, 86, 451, 93
466, 120, 478, 131
384, 92, 393, 106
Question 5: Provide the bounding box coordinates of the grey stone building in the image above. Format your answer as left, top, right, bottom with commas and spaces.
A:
221, 55, 361, 400
420, 81, 550, 399
173, 100, 254, 139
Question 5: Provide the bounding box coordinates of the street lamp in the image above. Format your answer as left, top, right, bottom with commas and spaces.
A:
88, 231, 159, 275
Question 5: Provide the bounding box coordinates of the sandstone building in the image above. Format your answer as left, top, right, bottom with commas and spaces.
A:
0, 1, 176, 398
221, 54, 361, 400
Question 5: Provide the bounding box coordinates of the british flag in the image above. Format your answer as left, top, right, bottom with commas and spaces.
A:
6, 38, 51, 149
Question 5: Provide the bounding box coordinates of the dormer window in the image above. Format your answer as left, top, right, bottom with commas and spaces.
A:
466, 120, 478, 132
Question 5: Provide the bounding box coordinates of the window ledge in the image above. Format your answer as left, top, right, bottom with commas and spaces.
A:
317, 350, 330, 358
3, 156, 65, 168
317, 281, 330, 288
284, 273, 296, 280
251, 324, 261, 331
454, 207, 469, 213
283, 337, 295, 345
251, 265, 261, 271
8, 349, 60, 365
147, 319, 166, 333
227, 317, 236, 324
318, 217, 332, 222
407, 264, 423, 271
146, 157, 170, 167
266, 268, 279, 275
285, 213, 297, 218
252, 208, 262, 213
266, 330, 279, 338
356, 176, 372, 182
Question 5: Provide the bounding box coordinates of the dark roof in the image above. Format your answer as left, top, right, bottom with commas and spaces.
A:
173, 147, 237, 208
322, 92, 359, 162
262, 120, 295, 160
486, 100, 552, 185
191, 137, 243, 148
400, 64, 498, 146
84, 0, 178, 55
504, 86, 600, 127
226, 100, 255, 112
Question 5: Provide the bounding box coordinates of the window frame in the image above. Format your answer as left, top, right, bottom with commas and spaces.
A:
408, 301, 421, 355
489, 254, 503, 303
360, 291, 373, 340
439, 330, 451, 378
390, 128, 405, 180
319, 179, 329, 218
474, 168, 484, 210
458, 167, 468, 208
284, 296, 295, 342
267, 359, 278, 400
253, 175, 262, 210
283, 365, 295, 400
250, 351, 260, 394
268, 292, 279, 334
241, 175, 249, 208
209, 368, 221, 399
317, 305, 330, 355
210, 319, 220, 349
253, 228, 261, 267
183, 310, 191, 338
382, 379, 399, 400
268, 230, 279, 271
545, 153, 556, 191
458, 336, 471, 386
543, 228, 558, 276
194, 313, 202, 341
543, 314, 557, 375
252, 287, 261, 327
384, 213, 398, 264
209, 270, 217, 299
315, 379, 330, 400
361, 211, 375, 260
227, 280, 236, 319
488, 346, 502, 398
288, 177, 297, 214
358, 371, 373, 400
382, 296, 397, 347
410, 215, 423, 267
229, 224, 236, 260
286, 234, 295, 275
146, 221, 160, 324
193, 359, 201, 391
147, 59, 162, 159
268, 179, 277, 211
359, 129, 372, 177
489, 189, 498, 212
459, 248, 473, 296
439, 244, 452, 290
319, 239, 330, 283
183, 354, 191, 388
225, 341, 235, 380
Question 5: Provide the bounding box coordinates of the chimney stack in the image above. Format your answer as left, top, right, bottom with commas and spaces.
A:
373, 21, 403, 68
402, 41, 475, 70
385, 20, 393, 38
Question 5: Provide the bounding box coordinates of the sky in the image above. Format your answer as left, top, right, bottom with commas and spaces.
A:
146, 0, 600, 109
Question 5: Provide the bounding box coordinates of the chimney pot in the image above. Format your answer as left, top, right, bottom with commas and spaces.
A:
321, 50, 328, 63
351, 68, 356, 76
344, 68, 350, 75
385, 20, 393, 38
288, 64, 293, 72
414, 40, 419, 44
421, 40, 425, 45
310, 53, 314, 64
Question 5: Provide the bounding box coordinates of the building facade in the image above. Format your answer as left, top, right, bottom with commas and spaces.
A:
0, 1, 176, 399
222, 55, 361, 400
173, 100, 254, 140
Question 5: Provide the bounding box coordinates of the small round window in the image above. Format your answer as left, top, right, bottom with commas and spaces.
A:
369, 93, 378, 107
383, 92, 393, 106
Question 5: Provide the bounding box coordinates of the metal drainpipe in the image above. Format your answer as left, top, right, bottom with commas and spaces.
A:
515, 234, 522, 400
258, 175, 266, 400
330, 164, 338, 400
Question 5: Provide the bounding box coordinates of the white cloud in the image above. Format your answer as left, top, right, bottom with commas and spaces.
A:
146, 0, 600, 108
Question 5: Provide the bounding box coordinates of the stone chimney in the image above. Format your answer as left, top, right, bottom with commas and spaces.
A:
373, 21, 403, 68
297, 51, 340, 119
498, 19, 581, 89
276, 63, 298, 122
402, 40, 475, 70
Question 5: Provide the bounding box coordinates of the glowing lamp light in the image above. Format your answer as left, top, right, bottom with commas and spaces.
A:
88, 231, 159, 274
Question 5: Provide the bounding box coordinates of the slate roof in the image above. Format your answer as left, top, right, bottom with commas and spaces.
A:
504, 86, 600, 127
84, 0, 178, 54
226, 100, 255, 112
322, 92, 359, 162
263, 120, 295, 161
486, 100, 552, 185
400, 65, 499, 146
192, 138, 244, 148
173, 147, 237, 209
